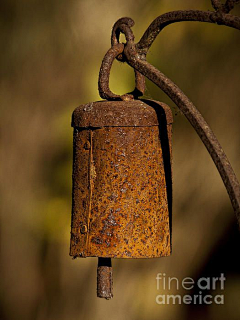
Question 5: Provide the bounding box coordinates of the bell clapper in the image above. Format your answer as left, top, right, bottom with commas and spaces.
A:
97, 257, 113, 299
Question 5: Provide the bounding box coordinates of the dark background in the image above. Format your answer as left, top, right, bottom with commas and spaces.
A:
1, 0, 240, 319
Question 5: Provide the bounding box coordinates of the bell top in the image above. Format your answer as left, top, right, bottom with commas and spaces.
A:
72, 99, 173, 128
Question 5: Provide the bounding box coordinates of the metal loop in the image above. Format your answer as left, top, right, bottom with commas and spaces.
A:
98, 43, 134, 101
98, 18, 146, 100
111, 18, 135, 63
111, 17, 135, 47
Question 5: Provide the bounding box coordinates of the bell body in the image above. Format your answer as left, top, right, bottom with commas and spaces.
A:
70, 99, 173, 259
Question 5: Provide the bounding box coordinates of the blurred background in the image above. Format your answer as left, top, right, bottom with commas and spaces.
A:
1, 0, 240, 319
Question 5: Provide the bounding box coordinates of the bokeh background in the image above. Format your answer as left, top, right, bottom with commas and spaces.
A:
1, 0, 240, 319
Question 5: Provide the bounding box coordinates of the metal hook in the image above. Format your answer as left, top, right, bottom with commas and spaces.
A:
98, 17, 145, 100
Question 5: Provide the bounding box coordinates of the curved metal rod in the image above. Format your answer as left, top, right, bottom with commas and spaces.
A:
123, 41, 240, 227
98, 43, 145, 100
98, 43, 128, 100
110, 18, 146, 96
136, 10, 240, 55
111, 17, 135, 49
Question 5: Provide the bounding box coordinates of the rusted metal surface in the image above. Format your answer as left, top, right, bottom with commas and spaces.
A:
98, 1, 240, 227
70, 129, 90, 254
97, 258, 113, 299
70, 99, 173, 259
211, 0, 239, 13
72, 100, 172, 128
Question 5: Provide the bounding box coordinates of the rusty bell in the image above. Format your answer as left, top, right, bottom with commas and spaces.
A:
69, 99, 173, 299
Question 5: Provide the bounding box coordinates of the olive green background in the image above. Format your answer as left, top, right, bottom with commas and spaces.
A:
1, 0, 240, 319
